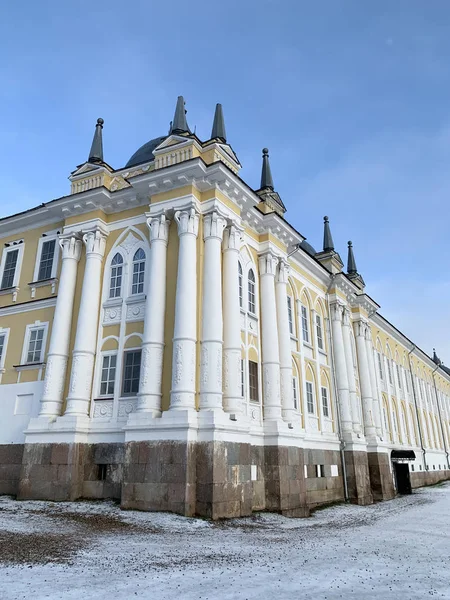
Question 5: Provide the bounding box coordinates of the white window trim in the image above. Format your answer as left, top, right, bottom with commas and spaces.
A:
20, 321, 49, 366
287, 296, 295, 337
120, 346, 142, 399
97, 350, 118, 398
0, 327, 10, 374
129, 246, 148, 298
0, 241, 25, 291
301, 304, 310, 345
306, 381, 315, 415
32, 229, 61, 283
321, 385, 330, 419
247, 268, 257, 317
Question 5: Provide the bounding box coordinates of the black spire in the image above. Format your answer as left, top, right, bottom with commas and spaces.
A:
347, 241, 358, 275
260, 148, 274, 190
170, 96, 189, 134
432, 349, 441, 366
211, 103, 227, 141
323, 216, 335, 252
88, 118, 104, 163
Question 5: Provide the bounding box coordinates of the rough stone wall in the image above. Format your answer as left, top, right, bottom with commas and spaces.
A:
367, 452, 395, 501
81, 443, 124, 500
251, 445, 266, 511
410, 469, 450, 489
0, 444, 24, 496
344, 450, 373, 505
304, 449, 344, 509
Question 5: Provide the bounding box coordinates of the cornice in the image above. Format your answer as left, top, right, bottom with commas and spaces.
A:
0, 296, 57, 317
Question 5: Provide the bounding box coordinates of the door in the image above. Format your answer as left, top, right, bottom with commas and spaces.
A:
394, 462, 412, 494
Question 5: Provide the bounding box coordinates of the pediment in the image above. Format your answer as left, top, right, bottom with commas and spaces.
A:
154, 135, 191, 153
70, 162, 104, 178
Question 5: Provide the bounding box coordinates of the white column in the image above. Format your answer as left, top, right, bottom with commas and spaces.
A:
354, 320, 377, 438
365, 328, 382, 437
275, 259, 296, 422
39, 233, 82, 418
222, 223, 243, 415
136, 213, 170, 416
170, 206, 199, 410
342, 308, 361, 434
199, 210, 227, 411
259, 252, 282, 421
64, 226, 108, 417
330, 302, 353, 434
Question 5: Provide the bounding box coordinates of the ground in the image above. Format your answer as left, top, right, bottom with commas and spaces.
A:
1, 483, 449, 600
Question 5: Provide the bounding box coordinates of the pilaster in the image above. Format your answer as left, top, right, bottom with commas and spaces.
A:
354, 320, 377, 440
329, 302, 353, 435
365, 326, 382, 438
341, 308, 361, 434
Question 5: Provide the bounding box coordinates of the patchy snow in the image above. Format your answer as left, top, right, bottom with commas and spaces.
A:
1, 483, 450, 599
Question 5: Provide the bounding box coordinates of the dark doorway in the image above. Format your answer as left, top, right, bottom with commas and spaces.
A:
393, 462, 412, 494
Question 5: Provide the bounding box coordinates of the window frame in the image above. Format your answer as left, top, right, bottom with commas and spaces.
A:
247, 269, 256, 315
301, 304, 310, 344
130, 248, 146, 296
0, 242, 24, 291
377, 352, 384, 380
121, 348, 142, 397
292, 376, 299, 410
315, 313, 324, 351
109, 252, 124, 299
248, 360, 259, 402
321, 386, 329, 418
99, 352, 118, 397
32, 230, 60, 283
20, 322, 49, 366
287, 296, 294, 336
0, 328, 10, 371
238, 262, 243, 309
306, 381, 315, 414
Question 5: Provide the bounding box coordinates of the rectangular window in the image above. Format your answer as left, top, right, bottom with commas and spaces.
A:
1, 248, 19, 289
301, 305, 309, 343
121, 350, 142, 396
405, 371, 411, 393
377, 352, 383, 380
387, 360, 393, 385
240, 358, 245, 397
248, 277, 256, 314
100, 354, 117, 396
248, 360, 259, 402
26, 327, 45, 364
238, 266, 243, 309
396, 364, 402, 389
292, 377, 298, 410
316, 314, 324, 350
287, 297, 294, 335
0, 333, 5, 364
37, 239, 56, 281
306, 381, 314, 414
321, 386, 329, 418
132, 262, 145, 295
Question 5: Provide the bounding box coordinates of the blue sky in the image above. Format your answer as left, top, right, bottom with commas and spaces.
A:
1, 0, 449, 361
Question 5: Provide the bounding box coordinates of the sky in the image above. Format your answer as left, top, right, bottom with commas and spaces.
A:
0, 0, 449, 361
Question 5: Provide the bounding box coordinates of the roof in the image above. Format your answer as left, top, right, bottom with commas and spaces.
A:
125, 135, 168, 168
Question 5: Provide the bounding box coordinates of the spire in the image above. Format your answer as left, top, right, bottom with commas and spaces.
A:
433, 349, 441, 366
171, 96, 189, 134
211, 103, 227, 141
347, 241, 358, 275
260, 148, 274, 190
323, 216, 334, 252
88, 118, 104, 163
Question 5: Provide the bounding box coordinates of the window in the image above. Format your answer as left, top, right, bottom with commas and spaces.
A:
396, 364, 402, 389
292, 377, 298, 410
238, 263, 243, 309
131, 248, 146, 295
377, 352, 383, 380
240, 358, 245, 397
37, 239, 56, 281
100, 354, 117, 396
387, 359, 393, 385
316, 314, 324, 350
1, 248, 19, 289
287, 297, 294, 335
0, 332, 5, 365
306, 381, 314, 414
248, 269, 256, 314
109, 253, 123, 298
121, 350, 142, 396
248, 360, 258, 402
301, 305, 309, 343
405, 370, 411, 393
321, 386, 329, 417
26, 327, 45, 364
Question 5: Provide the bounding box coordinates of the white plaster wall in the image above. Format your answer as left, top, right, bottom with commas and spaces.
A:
0, 381, 43, 444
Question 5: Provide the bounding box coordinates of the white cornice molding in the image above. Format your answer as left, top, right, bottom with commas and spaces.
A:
0, 296, 57, 317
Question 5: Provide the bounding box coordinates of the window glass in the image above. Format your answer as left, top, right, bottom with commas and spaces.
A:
387, 359, 393, 385
100, 354, 117, 396
316, 314, 324, 350
248, 360, 258, 402
287, 297, 294, 335
377, 352, 383, 380
238, 263, 243, 309
109, 253, 123, 298
240, 358, 245, 397
292, 377, 298, 410
0, 333, 5, 363
1, 249, 19, 289
321, 386, 329, 417
131, 249, 146, 295
301, 305, 309, 343
122, 350, 142, 396
396, 364, 402, 389
248, 269, 256, 314
37, 239, 56, 281
27, 328, 44, 363
306, 381, 314, 414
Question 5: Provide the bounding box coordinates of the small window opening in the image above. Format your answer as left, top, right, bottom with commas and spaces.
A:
98, 464, 107, 481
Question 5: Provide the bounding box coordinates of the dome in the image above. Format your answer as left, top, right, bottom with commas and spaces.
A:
300, 239, 317, 257
125, 135, 168, 168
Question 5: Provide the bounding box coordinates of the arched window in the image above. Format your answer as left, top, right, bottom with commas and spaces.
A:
131, 248, 146, 295
248, 269, 256, 314
109, 253, 123, 298
238, 262, 243, 309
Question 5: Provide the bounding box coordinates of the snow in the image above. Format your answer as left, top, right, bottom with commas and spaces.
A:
1, 483, 450, 599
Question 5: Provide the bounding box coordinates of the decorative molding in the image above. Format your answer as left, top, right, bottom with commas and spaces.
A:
93, 400, 114, 418
258, 252, 278, 277
125, 300, 145, 322
223, 223, 243, 251
147, 213, 170, 244
120, 232, 140, 255
203, 210, 227, 241
174, 207, 199, 237
118, 398, 137, 418
103, 304, 122, 325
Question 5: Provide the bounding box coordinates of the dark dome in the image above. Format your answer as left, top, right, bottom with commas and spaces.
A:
125, 135, 168, 168
300, 240, 317, 257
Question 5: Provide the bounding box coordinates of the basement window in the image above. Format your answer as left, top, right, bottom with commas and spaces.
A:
98, 464, 107, 481
316, 465, 325, 478
411, 465, 415, 472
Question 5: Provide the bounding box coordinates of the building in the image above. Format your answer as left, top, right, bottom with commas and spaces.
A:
0, 97, 449, 518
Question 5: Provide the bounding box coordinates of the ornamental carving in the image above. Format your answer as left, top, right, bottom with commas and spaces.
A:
223, 352, 229, 392
94, 401, 113, 418
276, 259, 290, 284
140, 346, 151, 388
104, 305, 122, 325
263, 366, 271, 398
216, 348, 222, 388
121, 232, 140, 255
174, 343, 183, 385
126, 302, 145, 322
330, 302, 344, 322
148, 214, 170, 244
203, 211, 227, 241
59, 234, 82, 262
223, 224, 243, 251
174, 207, 199, 237
83, 228, 108, 258
43, 355, 67, 400
258, 252, 278, 277
343, 308, 351, 327
118, 399, 137, 417
201, 346, 209, 385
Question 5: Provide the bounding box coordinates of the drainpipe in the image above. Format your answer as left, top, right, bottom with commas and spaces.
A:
326, 275, 349, 502
431, 364, 450, 470
408, 345, 426, 470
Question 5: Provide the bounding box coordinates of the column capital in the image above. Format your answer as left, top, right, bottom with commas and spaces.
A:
330, 301, 344, 322
276, 258, 290, 284
82, 226, 108, 258
342, 306, 351, 327
223, 222, 243, 252
258, 251, 278, 277
174, 207, 199, 237
59, 232, 82, 261
147, 213, 170, 245
203, 210, 227, 241
364, 323, 373, 342
354, 319, 368, 338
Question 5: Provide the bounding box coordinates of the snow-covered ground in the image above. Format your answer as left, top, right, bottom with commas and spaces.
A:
1, 483, 449, 600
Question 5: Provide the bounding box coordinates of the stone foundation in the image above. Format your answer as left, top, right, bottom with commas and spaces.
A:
367, 452, 395, 501
0, 444, 24, 496
304, 449, 344, 509
344, 450, 373, 505
410, 469, 450, 489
